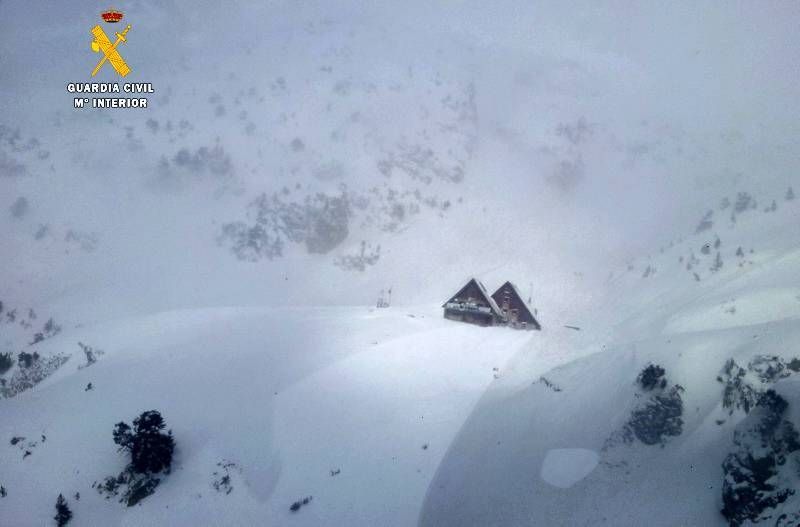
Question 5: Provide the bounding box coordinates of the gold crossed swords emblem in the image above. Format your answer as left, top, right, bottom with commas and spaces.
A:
90, 24, 131, 77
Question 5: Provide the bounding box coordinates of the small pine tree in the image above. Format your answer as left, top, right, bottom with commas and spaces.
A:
54, 494, 72, 526
787, 187, 795, 201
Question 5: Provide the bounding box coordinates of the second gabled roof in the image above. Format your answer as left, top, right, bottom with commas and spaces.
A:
491, 281, 541, 329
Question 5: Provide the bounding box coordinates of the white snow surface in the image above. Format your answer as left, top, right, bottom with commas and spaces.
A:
1, 2, 800, 526
3, 198, 799, 526
540, 449, 599, 489
419, 199, 800, 526
1, 306, 531, 526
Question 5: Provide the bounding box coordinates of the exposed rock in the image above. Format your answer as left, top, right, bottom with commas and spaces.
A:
721, 390, 800, 526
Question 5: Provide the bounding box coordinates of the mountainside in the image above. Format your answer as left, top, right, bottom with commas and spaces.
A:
421, 190, 800, 526
2, 1, 800, 525
4, 1, 798, 321
1, 187, 798, 526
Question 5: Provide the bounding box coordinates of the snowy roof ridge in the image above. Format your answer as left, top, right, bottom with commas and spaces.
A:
475, 277, 503, 315
443, 277, 503, 316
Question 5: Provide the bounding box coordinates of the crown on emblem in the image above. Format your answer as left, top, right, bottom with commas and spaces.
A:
101, 9, 124, 23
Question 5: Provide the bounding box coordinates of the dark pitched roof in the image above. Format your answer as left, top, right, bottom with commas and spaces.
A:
443, 277, 503, 316
491, 281, 541, 329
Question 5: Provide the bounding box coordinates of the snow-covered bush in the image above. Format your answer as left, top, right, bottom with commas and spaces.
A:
219, 190, 351, 260
290, 496, 313, 512
606, 366, 684, 448
77, 342, 104, 369
96, 470, 160, 508
637, 364, 666, 391
1, 352, 69, 398
627, 384, 684, 445
721, 390, 800, 526
212, 460, 240, 495
17, 351, 39, 368
733, 192, 757, 214
29, 318, 61, 345
218, 222, 284, 262
718, 356, 794, 416
304, 193, 350, 254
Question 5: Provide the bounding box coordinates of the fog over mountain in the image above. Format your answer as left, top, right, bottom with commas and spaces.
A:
2, 1, 796, 319
2, 2, 800, 526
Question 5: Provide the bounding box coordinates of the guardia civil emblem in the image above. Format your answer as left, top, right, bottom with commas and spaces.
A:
90, 9, 131, 77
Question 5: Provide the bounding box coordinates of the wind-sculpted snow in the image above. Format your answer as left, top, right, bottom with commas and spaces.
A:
0, 306, 531, 525
540, 448, 599, 489
420, 191, 800, 526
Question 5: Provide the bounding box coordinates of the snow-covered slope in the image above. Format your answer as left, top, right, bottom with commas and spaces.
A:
2, 190, 798, 526
421, 193, 800, 526
3, 1, 800, 525
1, 305, 532, 526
